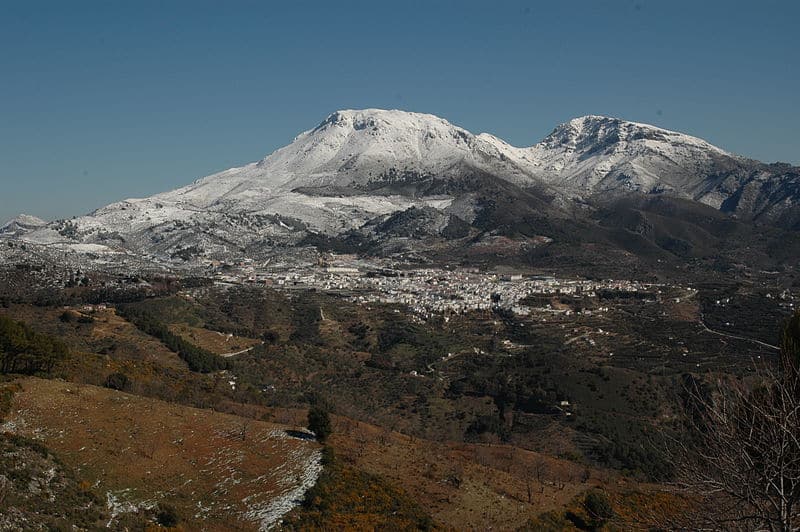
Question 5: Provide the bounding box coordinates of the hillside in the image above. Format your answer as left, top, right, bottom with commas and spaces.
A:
0, 269, 777, 529
1, 377, 322, 531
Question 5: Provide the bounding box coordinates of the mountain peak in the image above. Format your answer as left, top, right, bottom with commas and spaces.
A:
541, 115, 729, 156
1, 213, 48, 236
1, 213, 47, 230
10, 108, 797, 261
166, 108, 741, 214
311, 108, 466, 136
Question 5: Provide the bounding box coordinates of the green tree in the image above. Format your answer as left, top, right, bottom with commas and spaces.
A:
308, 406, 332, 441
584, 489, 614, 528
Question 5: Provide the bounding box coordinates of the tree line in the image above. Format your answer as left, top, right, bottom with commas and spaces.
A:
115, 305, 230, 373
0, 314, 68, 374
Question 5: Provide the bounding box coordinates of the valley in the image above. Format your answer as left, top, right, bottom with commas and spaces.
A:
1, 246, 795, 528
1, 108, 798, 530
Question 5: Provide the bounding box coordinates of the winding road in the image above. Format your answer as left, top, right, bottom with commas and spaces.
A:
698, 314, 779, 351
219, 344, 262, 358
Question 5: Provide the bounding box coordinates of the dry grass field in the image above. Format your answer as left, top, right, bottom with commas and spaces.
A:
168, 323, 262, 356
2, 377, 321, 530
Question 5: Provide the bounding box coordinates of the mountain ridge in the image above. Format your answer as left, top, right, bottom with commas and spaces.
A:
4, 108, 799, 267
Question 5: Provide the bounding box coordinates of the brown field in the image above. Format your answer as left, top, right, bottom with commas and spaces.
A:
2, 377, 321, 531
168, 323, 262, 356
326, 417, 608, 530
6, 304, 187, 370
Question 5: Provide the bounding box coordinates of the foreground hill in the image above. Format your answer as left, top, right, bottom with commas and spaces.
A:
2, 276, 754, 529
1, 377, 322, 531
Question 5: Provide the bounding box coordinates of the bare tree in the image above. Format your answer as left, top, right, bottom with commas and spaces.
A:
239, 419, 250, 441
531, 456, 548, 494
667, 314, 800, 531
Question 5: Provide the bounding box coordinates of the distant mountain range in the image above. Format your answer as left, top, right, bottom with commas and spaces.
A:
4, 109, 799, 271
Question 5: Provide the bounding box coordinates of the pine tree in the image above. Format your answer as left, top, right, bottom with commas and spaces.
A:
308, 405, 332, 441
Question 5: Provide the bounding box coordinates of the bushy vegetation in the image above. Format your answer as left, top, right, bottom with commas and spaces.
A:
308, 405, 332, 441
583, 490, 614, 527
116, 305, 229, 373
521, 489, 616, 531
282, 448, 437, 530
155, 503, 181, 527
289, 295, 323, 344
103, 371, 131, 391
0, 314, 68, 374
454, 342, 674, 479
0, 432, 107, 529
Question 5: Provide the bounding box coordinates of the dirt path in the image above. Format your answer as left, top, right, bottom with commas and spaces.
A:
220, 344, 262, 358
698, 314, 780, 351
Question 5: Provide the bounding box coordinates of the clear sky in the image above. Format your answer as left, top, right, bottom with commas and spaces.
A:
1, 0, 798, 223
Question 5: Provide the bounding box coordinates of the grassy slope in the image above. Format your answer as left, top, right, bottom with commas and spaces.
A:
2, 377, 321, 531
282, 448, 441, 531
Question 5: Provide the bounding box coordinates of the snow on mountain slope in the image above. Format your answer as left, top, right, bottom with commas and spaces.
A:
525, 115, 743, 206
146, 109, 777, 213
1, 214, 47, 234
156, 109, 537, 210
5, 108, 798, 261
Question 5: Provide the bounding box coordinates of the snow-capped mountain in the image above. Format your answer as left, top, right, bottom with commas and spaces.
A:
160, 109, 539, 209
529, 116, 735, 202
527, 116, 799, 225
1, 214, 48, 237
6, 109, 799, 262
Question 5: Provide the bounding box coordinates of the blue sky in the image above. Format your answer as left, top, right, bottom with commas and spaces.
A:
1, 0, 798, 222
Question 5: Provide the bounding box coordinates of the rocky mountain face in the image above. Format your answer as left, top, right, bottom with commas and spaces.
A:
529, 115, 800, 228
5, 109, 799, 266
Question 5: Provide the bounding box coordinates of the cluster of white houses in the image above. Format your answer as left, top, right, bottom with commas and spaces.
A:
206, 256, 660, 317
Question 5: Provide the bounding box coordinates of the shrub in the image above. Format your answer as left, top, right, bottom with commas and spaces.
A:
308, 406, 332, 441
0, 315, 68, 374
584, 489, 614, 526
103, 372, 131, 392
155, 503, 180, 527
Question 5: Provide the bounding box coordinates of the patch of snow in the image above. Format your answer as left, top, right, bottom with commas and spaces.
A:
242, 447, 323, 531
105, 489, 158, 528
